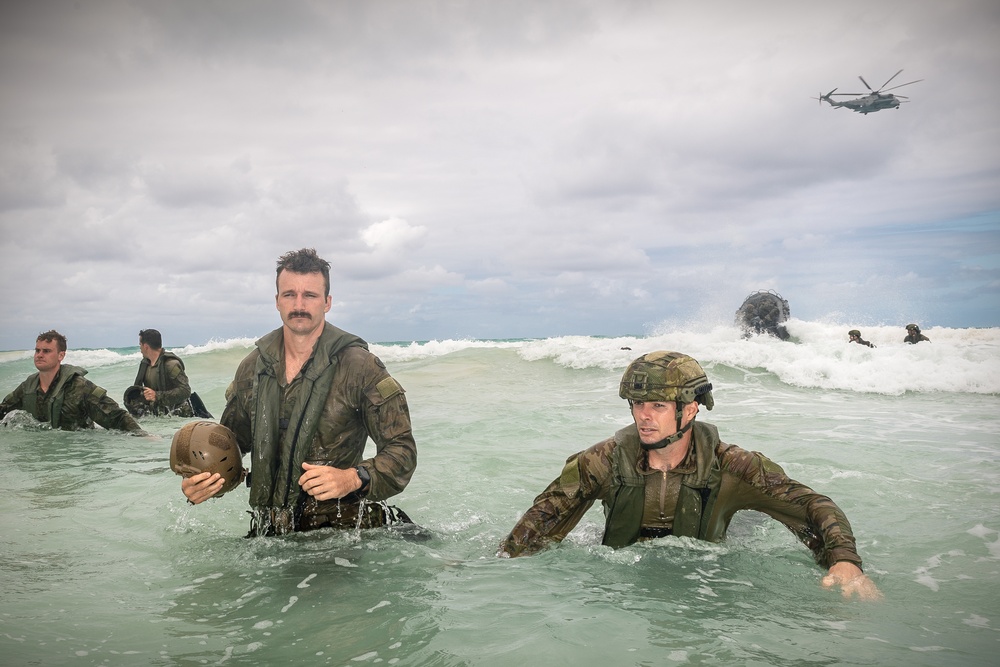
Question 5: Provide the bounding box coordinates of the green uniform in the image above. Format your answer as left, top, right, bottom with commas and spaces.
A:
499, 421, 863, 570
138, 351, 193, 416
221, 323, 417, 535
0, 364, 144, 433
904, 333, 930, 344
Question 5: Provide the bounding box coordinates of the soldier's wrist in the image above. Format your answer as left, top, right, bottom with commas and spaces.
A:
354, 465, 371, 494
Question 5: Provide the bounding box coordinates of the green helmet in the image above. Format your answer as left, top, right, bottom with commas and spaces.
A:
619, 351, 714, 411
170, 421, 246, 495
906, 323, 920, 332
848, 329, 861, 337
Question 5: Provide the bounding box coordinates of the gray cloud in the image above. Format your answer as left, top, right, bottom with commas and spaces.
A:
0, 0, 997, 350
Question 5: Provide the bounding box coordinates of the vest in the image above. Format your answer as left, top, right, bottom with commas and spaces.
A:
247, 324, 367, 518
20, 365, 88, 427
134, 351, 190, 415
602, 421, 726, 548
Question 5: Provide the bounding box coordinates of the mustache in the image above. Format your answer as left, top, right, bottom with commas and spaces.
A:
288, 311, 312, 319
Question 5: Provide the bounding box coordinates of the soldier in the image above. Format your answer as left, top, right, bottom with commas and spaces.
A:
125, 329, 194, 417
180, 248, 417, 536
848, 329, 876, 348
499, 351, 882, 600
903, 324, 930, 344
0, 330, 146, 434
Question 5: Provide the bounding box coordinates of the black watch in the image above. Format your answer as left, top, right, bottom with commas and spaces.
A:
354, 465, 371, 492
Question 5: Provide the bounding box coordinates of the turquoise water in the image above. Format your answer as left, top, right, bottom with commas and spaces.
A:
1, 321, 998, 666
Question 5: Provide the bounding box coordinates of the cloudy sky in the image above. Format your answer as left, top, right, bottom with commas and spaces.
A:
1, 0, 997, 350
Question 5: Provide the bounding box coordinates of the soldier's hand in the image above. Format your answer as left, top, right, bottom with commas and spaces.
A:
822, 561, 883, 600
181, 471, 224, 505
142, 387, 157, 401
299, 462, 363, 501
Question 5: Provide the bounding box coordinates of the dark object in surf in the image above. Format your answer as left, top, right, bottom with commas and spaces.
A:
735, 290, 791, 340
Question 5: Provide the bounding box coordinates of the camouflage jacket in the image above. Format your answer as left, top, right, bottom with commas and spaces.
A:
0, 365, 144, 433
221, 324, 417, 525
499, 421, 862, 570
139, 351, 193, 416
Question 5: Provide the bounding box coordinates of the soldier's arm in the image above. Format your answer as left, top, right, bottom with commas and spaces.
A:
359, 371, 417, 502
498, 438, 615, 558
720, 446, 881, 599
81, 379, 146, 434
0, 386, 24, 419
720, 446, 863, 569
220, 378, 254, 455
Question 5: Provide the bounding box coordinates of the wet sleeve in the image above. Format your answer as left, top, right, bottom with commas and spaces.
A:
720, 446, 863, 570
82, 379, 146, 434
155, 360, 192, 410
0, 385, 25, 418
498, 438, 615, 558
359, 367, 417, 502
220, 375, 254, 455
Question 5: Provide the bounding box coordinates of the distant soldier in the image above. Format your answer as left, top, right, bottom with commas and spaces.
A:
125, 329, 194, 417
499, 351, 882, 600
848, 330, 875, 348
0, 330, 145, 433
903, 324, 930, 344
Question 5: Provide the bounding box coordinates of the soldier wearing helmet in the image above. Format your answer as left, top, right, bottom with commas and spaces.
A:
903, 324, 930, 344
499, 351, 882, 600
179, 248, 417, 536
848, 329, 875, 348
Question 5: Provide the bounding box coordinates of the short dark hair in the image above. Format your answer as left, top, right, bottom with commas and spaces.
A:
139, 329, 162, 349
37, 330, 67, 353
276, 248, 331, 297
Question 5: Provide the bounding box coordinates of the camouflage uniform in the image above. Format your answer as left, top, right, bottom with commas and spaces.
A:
0, 364, 144, 433
500, 420, 863, 570
221, 323, 417, 535
903, 332, 930, 344
136, 351, 194, 416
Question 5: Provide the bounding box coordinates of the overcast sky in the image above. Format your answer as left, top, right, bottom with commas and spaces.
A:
1, 0, 998, 350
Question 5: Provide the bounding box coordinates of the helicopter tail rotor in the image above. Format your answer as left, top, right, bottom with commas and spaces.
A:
813, 88, 837, 105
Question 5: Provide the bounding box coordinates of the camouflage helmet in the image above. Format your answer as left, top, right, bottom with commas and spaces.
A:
619, 351, 714, 410
848, 329, 861, 337
906, 323, 920, 332
170, 421, 245, 495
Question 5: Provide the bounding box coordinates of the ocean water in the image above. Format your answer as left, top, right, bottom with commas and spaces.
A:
1, 320, 998, 666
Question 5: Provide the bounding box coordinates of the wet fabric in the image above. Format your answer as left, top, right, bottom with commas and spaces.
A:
0, 365, 144, 433
131, 352, 193, 416
221, 323, 417, 534
500, 420, 862, 570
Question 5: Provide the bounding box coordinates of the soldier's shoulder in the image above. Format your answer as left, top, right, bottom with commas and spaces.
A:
234, 348, 262, 375
337, 345, 388, 373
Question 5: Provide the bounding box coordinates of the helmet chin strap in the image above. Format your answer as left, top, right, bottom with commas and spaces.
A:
640, 406, 694, 451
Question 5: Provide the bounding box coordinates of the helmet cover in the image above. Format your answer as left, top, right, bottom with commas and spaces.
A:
619, 351, 714, 410
906, 323, 919, 331
848, 329, 861, 337
170, 421, 245, 494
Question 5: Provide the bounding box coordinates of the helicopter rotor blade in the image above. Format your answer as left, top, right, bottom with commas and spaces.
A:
878, 69, 904, 91
858, 75, 874, 92
883, 79, 923, 92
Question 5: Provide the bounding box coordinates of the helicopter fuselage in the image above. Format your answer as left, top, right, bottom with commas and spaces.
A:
830, 93, 901, 114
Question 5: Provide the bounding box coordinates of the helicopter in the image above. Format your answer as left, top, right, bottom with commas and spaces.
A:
814, 69, 923, 114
